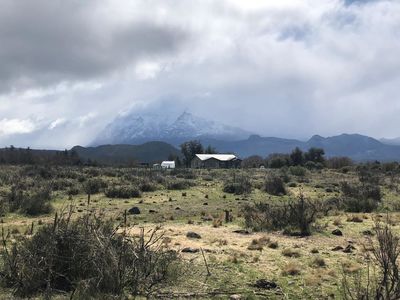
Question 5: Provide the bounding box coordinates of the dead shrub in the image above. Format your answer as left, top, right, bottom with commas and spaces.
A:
282, 262, 301, 276
223, 175, 252, 195
268, 241, 279, 249
341, 220, 400, 299
312, 257, 326, 268
212, 217, 223, 228
243, 191, 323, 236
347, 215, 363, 223
264, 175, 286, 196
282, 248, 301, 258
0, 209, 181, 298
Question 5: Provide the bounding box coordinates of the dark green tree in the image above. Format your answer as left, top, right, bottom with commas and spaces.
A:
290, 147, 304, 166
204, 145, 217, 154
304, 147, 325, 164
180, 140, 204, 167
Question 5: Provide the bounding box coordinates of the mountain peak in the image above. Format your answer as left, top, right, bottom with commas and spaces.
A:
92, 110, 252, 146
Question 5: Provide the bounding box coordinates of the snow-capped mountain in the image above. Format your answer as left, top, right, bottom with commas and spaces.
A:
92, 111, 252, 146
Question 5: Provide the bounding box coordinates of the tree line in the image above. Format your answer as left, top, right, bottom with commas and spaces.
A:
242, 147, 353, 169
0, 146, 82, 165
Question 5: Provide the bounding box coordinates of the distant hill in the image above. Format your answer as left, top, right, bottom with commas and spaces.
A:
200, 134, 400, 161
380, 137, 400, 146
72, 142, 180, 165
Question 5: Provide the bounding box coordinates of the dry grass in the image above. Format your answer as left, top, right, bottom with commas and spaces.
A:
347, 215, 363, 223
282, 248, 301, 258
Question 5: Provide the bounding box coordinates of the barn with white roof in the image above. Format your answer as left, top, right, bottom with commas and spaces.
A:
191, 154, 241, 169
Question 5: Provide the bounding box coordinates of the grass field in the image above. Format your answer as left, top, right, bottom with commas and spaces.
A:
0, 165, 399, 299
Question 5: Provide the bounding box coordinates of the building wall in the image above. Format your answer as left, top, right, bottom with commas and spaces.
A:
191, 157, 241, 169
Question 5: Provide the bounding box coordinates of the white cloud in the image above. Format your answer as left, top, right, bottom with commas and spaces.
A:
135, 61, 162, 80
48, 118, 67, 130
0, 118, 36, 136
78, 112, 97, 128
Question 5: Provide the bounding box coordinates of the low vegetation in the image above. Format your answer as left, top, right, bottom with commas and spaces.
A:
0, 209, 181, 298
0, 158, 399, 298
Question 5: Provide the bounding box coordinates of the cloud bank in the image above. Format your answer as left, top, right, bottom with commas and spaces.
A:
0, 0, 399, 148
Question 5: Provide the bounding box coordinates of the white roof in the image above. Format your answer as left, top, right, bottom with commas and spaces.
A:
161, 161, 175, 165
195, 154, 237, 161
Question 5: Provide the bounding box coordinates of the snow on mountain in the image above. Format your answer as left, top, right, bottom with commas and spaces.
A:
92, 111, 251, 146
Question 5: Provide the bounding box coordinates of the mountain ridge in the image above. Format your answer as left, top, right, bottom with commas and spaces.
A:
92, 111, 252, 146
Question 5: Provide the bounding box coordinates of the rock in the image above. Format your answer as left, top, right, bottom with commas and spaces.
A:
332, 229, 343, 236
252, 279, 278, 289
362, 230, 373, 236
128, 207, 141, 215
332, 246, 344, 251
230, 295, 241, 300
186, 231, 201, 239
343, 244, 356, 253
201, 215, 213, 221
149, 209, 157, 214
203, 202, 208, 205
233, 229, 251, 235
181, 247, 199, 253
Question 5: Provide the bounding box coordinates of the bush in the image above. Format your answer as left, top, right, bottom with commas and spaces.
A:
264, 175, 286, 196
20, 187, 53, 216
340, 182, 381, 212
140, 180, 158, 192
0, 211, 181, 298
166, 179, 192, 190
223, 176, 252, 195
105, 185, 141, 198
5, 185, 53, 216
243, 193, 321, 236
84, 178, 106, 195
289, 166, 306, 177
67, 186, 80, 196
341, 221, 400, 299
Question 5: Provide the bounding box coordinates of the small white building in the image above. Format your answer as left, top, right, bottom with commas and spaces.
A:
161, 161, 175, 169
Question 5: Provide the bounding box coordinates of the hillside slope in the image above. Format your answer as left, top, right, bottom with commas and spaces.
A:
72, 142, 180, 165
202, 134, 400, 161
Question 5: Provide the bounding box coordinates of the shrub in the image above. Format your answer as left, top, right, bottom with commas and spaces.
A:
84, 178, 106, 195
340, 182, 381, 213
312, 257, 326, 268
67, 186, 80, 196
289, 166, 306, 177
264, 175, 286, 196
282, 248, 301, 258
341, 220, 400, 299
105, 185, 141, 199
140, 180, 158, 192
223, 175, 252, 195
0, 211, 181, 298
20, 187, 53, 216
282, 262, 301, 276
202, 175, 213, 181
166, 179, 192, 190
243, 192, 321, 236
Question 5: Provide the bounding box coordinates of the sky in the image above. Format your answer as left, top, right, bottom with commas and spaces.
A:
0, 0, 400, 149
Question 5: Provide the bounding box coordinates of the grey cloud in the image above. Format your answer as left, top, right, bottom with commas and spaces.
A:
1, 0, 400, 148
0, 0, 186, 92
